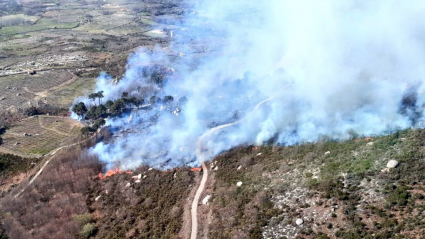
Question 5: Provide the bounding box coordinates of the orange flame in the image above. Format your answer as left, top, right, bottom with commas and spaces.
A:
364, 137, 372, 141
190, 167, 202, 172
98, 168, 132, 179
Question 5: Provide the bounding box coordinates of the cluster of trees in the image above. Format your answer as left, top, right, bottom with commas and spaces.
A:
72, 91, 146, 119
72, 88, 184, 137
73, 91, 146, 135
88, 91, 104, 106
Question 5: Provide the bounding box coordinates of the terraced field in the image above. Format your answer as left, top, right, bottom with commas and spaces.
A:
0, 115, 82, 157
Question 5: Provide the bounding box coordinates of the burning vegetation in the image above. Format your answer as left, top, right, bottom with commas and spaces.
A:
98, 168, 132, 180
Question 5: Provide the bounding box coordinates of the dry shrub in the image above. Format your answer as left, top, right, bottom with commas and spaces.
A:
1, 147, 102, 239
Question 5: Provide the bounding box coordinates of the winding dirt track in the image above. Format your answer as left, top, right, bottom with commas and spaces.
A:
14, 133, 95, 199
190, 87, 287, 239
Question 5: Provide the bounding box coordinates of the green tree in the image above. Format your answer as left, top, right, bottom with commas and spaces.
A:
105, 100, 114, 109
86, 106, 97, 120
149, 96, 158, 104
110, 99, 125, 114
164, 95, 174, 103
95, 104, 107, 118
80, 126, 91, 138
88, 93, 97, 106
127, 96, 138, 108
96, 91, 104, 105
72, 102, 88, 119
92, 118, 106, 130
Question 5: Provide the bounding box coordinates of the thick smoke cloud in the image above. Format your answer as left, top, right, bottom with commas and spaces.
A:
79, 0, 425, 169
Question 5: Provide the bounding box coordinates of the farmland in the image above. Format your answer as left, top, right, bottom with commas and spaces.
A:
0, 115, 82, 157
0, 0, 184, 112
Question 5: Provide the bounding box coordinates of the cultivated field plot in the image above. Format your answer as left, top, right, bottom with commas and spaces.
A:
0, 116, 82, 156
0, 70, 76, 110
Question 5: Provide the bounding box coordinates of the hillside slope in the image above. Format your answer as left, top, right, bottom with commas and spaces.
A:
2, 129, 424, 239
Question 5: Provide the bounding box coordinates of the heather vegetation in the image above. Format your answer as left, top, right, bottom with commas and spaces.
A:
1, 126, 425, 238
88, 167, 195, 239
205, 129, 425, 238
1, 147, 103, 239
208, 147, 281, 238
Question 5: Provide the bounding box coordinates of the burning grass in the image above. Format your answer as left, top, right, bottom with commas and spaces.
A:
98, 168, 132, 179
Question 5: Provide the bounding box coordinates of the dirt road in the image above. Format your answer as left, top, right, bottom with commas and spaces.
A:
190, 161, 208, 239
190, 86, 287, 239
14, 133, 95, 199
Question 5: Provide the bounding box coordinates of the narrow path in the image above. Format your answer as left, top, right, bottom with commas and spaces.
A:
37, 117, 70, 136
13, 133, 95, 199
190, 86, 287, 239
190, 162, 207, 239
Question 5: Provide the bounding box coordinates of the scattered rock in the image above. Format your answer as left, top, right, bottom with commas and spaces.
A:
214, 166, 218, 171
367, 142, 374, 146
236, 181, 243, 187
14, 142, 19, 145
148, 168, 153, 171
386, 160, 399, 168
256, 153, 262, 156
381, 168, 390, 173
95, 195, 101, 201
237, 165, 242, 170
135, 180, 141, 183
324, 151, 331, 156
202, 195, 211, 205
295, 218, 304, 226
125, 183, 131, 188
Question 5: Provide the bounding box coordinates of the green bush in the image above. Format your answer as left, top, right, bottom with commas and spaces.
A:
73, 213, 93, 226
387, 185, 410, 206
79, 223, 96, 238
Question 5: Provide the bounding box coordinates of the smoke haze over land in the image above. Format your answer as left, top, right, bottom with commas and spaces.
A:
76, 0, 425, 169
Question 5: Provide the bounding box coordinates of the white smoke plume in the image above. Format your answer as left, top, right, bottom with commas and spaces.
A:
77, 0, 425, 169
